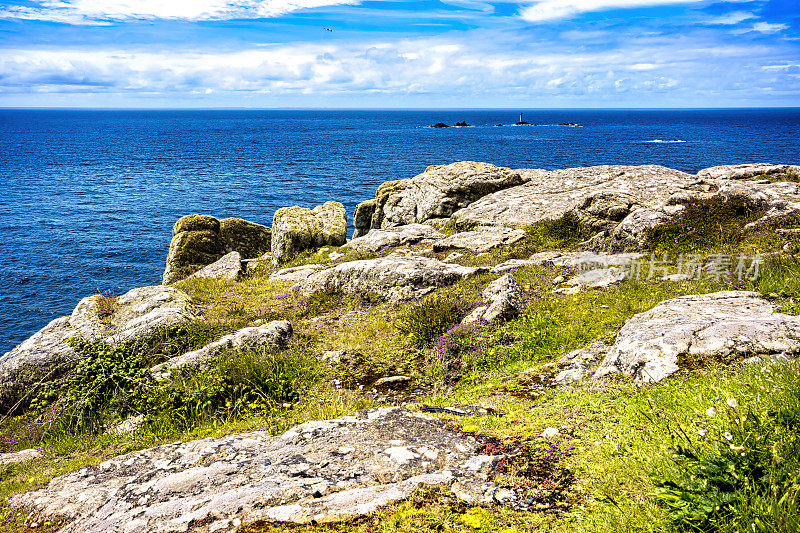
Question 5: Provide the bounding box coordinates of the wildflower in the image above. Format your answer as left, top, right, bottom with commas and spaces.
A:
723, 432, 733, 441
727, 398, 738, 408
698, 429, 708, 437
706, 406, 716, 417
729, 445, 745, 451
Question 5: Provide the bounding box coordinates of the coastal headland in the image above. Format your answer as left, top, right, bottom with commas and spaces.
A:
1, 161, 799, 532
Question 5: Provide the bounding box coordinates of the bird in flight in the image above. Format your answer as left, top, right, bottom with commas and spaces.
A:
324, 27, 333, 32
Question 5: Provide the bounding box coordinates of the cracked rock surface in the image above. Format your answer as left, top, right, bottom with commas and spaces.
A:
595, 291, 800, 383
353, 162, 526, 235
451, 165, 695, 228
13, 408, 501, 533
345, 224, 445, 253
434, 227, 527, 253
293, 253, 487, 303
462, 274, 525, 324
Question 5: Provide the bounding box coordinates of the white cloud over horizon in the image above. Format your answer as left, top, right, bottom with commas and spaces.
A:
518, 0, 759, 22
0, 0, 360, 23
1, 31, 795, 106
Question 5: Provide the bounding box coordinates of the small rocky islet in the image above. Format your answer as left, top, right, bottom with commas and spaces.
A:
1, 161, 800, 532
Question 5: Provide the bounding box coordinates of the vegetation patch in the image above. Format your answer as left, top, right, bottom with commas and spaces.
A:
395, 291, 473, 347
646, 195, 768, 253
745, 167, 800, 184
93, 290, 118, 323
650, 361, 800, 532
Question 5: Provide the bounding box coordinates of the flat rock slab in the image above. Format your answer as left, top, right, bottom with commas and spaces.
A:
150, 320, 293, 380
293, 253, 487, 303
558, 267, 627, 291
345, 224, 445, 254
529, 251, 644, 269
696, 163, 800, 181
269, 264, 325, 283
452, 165, 695, 228
0, 448, 43, 465
188, 252, 243, 281
595, 291, 800, 383
14, 408, 501, 532
434, 227, 527, 253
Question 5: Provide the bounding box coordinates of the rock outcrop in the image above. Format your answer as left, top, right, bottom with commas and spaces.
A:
187, 252, 243, 281
527, 251, 644, 269
14, 408, 502, 532
150, 321, 293, 380
271, 202, 347, 265
345, 224, 445, 254
353, 162, 526, 236
452, 165, 696, 229
219, 218, 272, 258
594, 291, 800, 383
163, 215, 270, 284
462, 274, 525, 324
0, 286, 197, 413
434, 227, 527, 253
696, 163, 800, 181
269, 264, 326, 283
294, 253, 487, 303
555, 267, 627, 293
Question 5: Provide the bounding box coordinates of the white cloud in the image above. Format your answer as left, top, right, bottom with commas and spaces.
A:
705, 11, 755, 25
519, 0, 705, 22
1, 31, 794, 103
751, 22, 789, 33
0, 0, 359, 23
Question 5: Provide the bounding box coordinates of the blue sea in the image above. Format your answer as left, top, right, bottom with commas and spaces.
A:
1, 108, 799, 353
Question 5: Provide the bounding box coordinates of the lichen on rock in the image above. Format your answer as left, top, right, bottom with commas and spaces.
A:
293, 253, 488, 303
163, 214, 271, 284
594, 291, 800, 383
353, 162, 525, 235
13, 408, 503, 532
271, 202, 347, 265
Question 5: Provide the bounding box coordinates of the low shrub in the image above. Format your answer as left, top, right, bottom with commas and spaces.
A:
395, 292, 471, 346
646, 196, 767, 253
94, 290, 118, 323
150, 347, 318, 429
651, 362, 800, 532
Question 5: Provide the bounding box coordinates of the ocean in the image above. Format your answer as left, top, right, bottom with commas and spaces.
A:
1, 108, 799, 353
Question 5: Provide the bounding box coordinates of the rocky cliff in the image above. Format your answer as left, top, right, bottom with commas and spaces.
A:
2, 161, 799, 533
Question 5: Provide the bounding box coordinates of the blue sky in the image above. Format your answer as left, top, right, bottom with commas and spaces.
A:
0, 0, 798, 107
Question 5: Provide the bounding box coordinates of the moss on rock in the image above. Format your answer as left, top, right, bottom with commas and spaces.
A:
271, 202, 346, 265
172, 214, 220, 236
163, 230, 222, 284
220, 218, 271, 259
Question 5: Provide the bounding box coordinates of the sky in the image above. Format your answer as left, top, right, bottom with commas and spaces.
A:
0, 0, 798, 107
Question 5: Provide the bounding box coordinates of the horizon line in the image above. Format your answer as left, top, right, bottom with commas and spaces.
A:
2, 106, 800, 111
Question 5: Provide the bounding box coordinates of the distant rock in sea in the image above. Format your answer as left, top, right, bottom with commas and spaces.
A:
454, 121, 470, 127
432, 122, 449, 128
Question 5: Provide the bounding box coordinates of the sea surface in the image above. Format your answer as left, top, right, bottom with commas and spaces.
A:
1, 108, 799, 353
